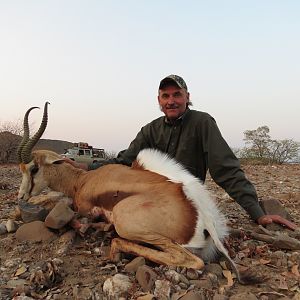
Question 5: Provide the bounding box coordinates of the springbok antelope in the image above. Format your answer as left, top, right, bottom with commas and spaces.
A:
17, 102, 250, 284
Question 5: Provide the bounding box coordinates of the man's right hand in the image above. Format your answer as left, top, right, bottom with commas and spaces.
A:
257, 214, 297, 230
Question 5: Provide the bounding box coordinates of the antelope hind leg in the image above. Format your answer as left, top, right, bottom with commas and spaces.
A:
110, 237, 205, 269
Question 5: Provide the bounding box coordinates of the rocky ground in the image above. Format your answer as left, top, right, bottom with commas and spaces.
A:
0, 163, 300, 300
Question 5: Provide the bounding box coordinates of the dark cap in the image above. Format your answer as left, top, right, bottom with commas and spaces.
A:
159, 74, 188, 91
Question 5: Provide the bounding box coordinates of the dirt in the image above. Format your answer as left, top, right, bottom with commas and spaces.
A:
0, 163, 300, 299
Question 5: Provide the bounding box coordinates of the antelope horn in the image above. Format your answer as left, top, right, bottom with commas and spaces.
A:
21, 102, 50, 164
17, 106, 40, 163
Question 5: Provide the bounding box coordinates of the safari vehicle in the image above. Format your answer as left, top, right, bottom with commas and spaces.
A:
62, 142, 106, 164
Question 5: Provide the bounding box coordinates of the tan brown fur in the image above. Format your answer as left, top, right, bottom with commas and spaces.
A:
18, 150, 204, 269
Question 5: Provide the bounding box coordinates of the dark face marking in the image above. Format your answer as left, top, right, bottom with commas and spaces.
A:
30, 165, 39, 175
28, 164, 39, 195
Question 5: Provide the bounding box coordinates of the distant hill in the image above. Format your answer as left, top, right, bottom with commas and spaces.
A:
34, 139, 74, 154
0, 131, 74, 163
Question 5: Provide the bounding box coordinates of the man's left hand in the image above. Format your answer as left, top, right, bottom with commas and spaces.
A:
257, 215, 297, 230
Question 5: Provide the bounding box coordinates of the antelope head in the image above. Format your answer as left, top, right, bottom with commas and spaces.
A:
17, 102, 62, 200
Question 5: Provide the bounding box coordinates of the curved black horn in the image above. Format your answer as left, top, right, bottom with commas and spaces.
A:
21, 102, 50, 164
17, 106, 40, 163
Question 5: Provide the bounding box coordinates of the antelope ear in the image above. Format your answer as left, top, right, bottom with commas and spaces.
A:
52, 160, 65, 165
43, 153, 65, 165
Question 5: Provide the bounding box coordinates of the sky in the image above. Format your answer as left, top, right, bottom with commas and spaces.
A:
1, 1, 299, 153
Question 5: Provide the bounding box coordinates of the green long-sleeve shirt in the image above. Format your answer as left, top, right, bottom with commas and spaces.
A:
89, 109, 265, 221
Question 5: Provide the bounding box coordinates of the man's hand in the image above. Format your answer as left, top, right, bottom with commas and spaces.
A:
257, 214, 297, 230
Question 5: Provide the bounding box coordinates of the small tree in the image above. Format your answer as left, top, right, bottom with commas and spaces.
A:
241, 125, 300, 164
105, 150, 117, 159
243, 126, 272, 159
269, 139, 300, 164
0, 120, 23, 163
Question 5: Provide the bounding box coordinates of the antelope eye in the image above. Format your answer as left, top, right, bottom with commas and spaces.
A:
31, 166, 39, 175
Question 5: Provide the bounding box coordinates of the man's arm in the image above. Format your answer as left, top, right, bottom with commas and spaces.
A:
203, 116, 296, 229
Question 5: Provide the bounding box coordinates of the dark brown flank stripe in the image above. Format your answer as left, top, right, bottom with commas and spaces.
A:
90, 191, 135, 211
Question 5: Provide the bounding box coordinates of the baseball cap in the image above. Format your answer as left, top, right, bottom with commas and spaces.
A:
159, 74, 188, 91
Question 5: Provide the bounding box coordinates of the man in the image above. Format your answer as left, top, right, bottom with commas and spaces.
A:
68, 75, 296, 229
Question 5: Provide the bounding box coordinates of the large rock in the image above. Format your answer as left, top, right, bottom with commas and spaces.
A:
45, 202, 75, 229
16, 221, 56, 242
18, 201, 49, 223
260, 199, 292, 220
124, 256, 146, 274
260, 199, 292, 231
103, 274, 133, 298
136, 265, 158, 292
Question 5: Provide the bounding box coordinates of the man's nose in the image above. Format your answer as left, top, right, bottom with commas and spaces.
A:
167, 96, 175, 104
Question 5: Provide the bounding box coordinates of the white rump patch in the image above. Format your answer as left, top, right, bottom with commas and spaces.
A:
137, 148, 228, 261
137, 148, 196, 184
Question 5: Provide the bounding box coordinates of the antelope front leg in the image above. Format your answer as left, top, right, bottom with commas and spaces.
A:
70, 207, 114, 236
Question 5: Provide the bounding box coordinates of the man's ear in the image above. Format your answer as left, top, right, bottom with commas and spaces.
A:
158, 94, 163, 108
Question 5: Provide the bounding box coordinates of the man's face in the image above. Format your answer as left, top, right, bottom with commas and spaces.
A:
158, 85, 190, 120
